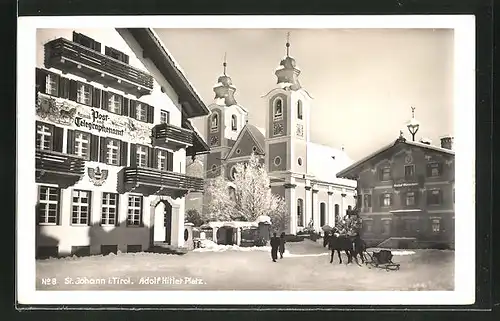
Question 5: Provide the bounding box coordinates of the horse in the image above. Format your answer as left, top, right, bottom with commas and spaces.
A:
350, 233, 367, 265
323, 231, 354, 264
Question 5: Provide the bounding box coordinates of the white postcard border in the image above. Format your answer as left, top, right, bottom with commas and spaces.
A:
17, 15, 476, 305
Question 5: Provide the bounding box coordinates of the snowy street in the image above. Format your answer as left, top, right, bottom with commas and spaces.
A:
36, 239, 454, 291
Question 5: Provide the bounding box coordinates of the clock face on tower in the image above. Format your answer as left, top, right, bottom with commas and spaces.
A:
273, 122, 284, 136
210, 135, 219, 146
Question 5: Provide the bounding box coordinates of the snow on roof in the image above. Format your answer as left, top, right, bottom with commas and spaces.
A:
149, 29, 206, 106
306, 142, 357, 187
246, 124, 266, 151
255, 126, 266, 136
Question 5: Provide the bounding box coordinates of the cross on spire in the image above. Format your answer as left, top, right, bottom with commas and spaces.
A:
286, 32, 290, 56
223, 52, 227, 75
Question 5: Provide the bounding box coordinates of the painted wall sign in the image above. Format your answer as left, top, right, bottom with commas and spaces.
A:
393, 182, 419, 188
36, 93, 153, 144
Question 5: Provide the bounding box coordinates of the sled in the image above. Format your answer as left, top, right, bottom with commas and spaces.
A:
362, 250, 400, 272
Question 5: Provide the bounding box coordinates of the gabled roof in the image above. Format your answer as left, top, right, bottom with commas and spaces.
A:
336, 137, 455, 179
224, 124, 266, 160
124, 28, 210, 118
306, 142, 357, 187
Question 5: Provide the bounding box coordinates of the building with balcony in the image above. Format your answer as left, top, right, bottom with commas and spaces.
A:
336, 117, 455, 249
35, 28, 210, 258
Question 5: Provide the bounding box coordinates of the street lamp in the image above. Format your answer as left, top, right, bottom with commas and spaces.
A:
406, 106, 420, 142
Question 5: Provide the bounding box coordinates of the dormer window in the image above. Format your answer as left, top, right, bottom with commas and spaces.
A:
231, 115, 237, 131
273, 98, 283, 121
210, 114, 219, 132
297, 100, 303, 120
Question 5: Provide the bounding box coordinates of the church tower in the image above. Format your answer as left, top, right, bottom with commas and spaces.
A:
264, 33, 313, 178
205, 54, 248, 180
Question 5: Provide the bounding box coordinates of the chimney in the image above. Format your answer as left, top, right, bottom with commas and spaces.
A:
440, 136, 454, 150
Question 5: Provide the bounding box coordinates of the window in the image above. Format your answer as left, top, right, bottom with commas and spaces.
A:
71, 190, 91, 225
210, 114, 218, 132
157, 149, 167, 171
101, 193, 118, 226
273, 156, 282, 166
379, 167, 391, 181
38, 186, 60, 225
231, 115, 237, 131
320, 203, 326, 227
403, 219, 418, 233
404, 164, 415, 179
108, 93, 122, 114
273, 98, 283, 121
426, 162, 442, 177
380, 193, 392, 207
405, 192, 415, 206
136, 145, 148, 168
230, 166, 237, 180
74, 131, 91, 159
236, 149, 241, 155
334, 204, 340, 218
427, 189, 442, 205
363, 194, 372, 208
228, 186, 236, 201
45, 73, 58, 96
160, 110, 170, 124
346, 205, 352, 216
431, 219, 441, 233
382, 220, 391, 235
76, 82, 92, 105
127, 195, 142, 226
135, 103, 147, 122
297, 158, 303, 166
297, 198, 304, 227
252, 146, 257, 152
211, 165, 217, 173
105, 138, 120, 165
297, 100, 303, 120
36, 123, 53, 150
364, 220, 373, 233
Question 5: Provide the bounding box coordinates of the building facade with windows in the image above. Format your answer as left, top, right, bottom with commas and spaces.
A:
35, 28, 210, 258
336, 133, 455, 249
202, 40, 357, 235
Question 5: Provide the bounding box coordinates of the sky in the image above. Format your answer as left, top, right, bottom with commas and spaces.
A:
155, 28, 454, 161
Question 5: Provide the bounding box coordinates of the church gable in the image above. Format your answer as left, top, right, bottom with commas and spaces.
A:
226, 126, 264, 160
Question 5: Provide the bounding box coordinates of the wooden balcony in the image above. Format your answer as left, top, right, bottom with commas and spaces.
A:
44, 38, 154, 97
123, 166, 204, 198
36, 149, 86, 188
151, 123, 193, 150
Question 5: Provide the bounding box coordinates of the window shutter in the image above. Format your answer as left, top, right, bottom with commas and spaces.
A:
123, 54, 129, 64
101, 91, 109, 111
68, 80, 78, 101
52, 73, 61, 96
389, 193, 394, 206
122, 98, 130, 116
66, 129, 75, 154
90, 134, 100, 161
53, 126, 64, 152
58, 77, 70, 99
147, 104, 155, 123
152, 149, 159, 170
94, 41, 101, 53
147, 147, 155, 168
35, 68, 48, 94
120, 141, 129, 166
99, 137, 106, 163
92, 88, 101, 108
119, 95, 124, 115
166, 151, 174, 171
129, 144, 137, 167
379, 194, 384, 207
129, 100, 137, 119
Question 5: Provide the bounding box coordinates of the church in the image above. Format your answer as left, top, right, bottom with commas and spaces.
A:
198, 38, 357, 235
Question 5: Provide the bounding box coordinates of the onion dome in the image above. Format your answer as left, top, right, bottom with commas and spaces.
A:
213, 53, 237, 106
275, 32, 302, 90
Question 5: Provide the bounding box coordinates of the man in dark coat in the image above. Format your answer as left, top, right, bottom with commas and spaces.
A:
270, 232, 280, 262
279, 232, 286, 259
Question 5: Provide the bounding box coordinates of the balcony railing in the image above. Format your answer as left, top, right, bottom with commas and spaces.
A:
123, 166, 204, 197
44, 38, 154, 97
151, 123, 193, 149
35, 149, 86, 187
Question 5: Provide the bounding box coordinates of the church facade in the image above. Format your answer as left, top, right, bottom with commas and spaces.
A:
201, 40, 357, 235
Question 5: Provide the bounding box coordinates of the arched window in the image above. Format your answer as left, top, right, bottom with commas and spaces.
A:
231, 115, 237, 131
334, 204, 340, 220
297, 100, 303, 120
346, 205, 352, 216
228, 186, 236, 201
273, 97, 283, 121
297, 198, 304, 227
230, 166, 237, 180
210, 113, 218, 132
320, 202, 326, 227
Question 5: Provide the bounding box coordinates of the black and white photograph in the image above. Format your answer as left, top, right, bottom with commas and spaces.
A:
17, 15, 475, 305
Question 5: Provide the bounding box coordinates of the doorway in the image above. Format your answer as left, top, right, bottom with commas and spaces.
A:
164, 201, 172, 245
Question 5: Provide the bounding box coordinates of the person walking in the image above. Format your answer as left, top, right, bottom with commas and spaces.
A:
270, 232, 280, 262
279, 232, 286, 259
